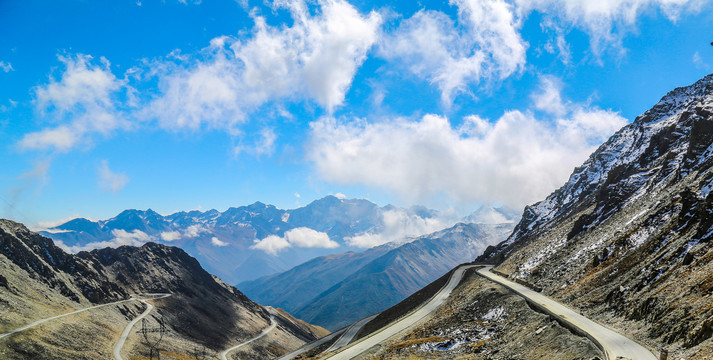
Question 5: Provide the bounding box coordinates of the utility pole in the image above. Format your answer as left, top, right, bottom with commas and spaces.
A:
139, 318, 167, 360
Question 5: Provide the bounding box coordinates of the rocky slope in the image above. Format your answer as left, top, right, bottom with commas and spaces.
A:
477, 74, 713, 358
246, 222, 513, 330
41, 196, 449, 284
0, 219, 325, 359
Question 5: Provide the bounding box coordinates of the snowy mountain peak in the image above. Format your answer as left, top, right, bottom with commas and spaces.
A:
40, 196, 451, 284
488, 72, 713, 253
642, 73, 713, 124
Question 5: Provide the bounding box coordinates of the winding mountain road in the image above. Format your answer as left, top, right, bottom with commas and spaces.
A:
276, 328, 346, 360
325, 314, 378, 353
326, 264, 476, 360
220, 315, 277, 360
113, 293, 172, 360
476, 266, 657, 360
0, 298, 137, 341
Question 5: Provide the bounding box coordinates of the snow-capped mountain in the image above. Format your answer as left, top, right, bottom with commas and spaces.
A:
41, 196, 459, 284
478, 74, 713, 357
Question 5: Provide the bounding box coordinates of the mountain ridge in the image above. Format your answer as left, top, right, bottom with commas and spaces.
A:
41, 196, 509, 284
475, 73, 713, 358
0, 218, 325, 359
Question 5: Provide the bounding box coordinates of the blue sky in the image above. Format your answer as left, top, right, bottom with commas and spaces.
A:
1, 0, 712, 228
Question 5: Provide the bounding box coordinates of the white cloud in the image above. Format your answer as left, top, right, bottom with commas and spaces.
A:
157, 225, 205, 242
517, 0, 705, 56
235, 127, 277, 156
0, 61, 13, 72
239, 0, 382, 113
160, 231, 182, 241
254, 128, 276, 156
251, 227, 337, 255
97, 160, 129, 193
308, 79, 626, 210
285, 227, 338, 248
346, 208, 458, 248
184, 224, 207, 238
111, 229, 151, 244
251, 234, 291, 255
380, 0, 526, 104
19, 126, 78, 152
19, 55, 128, 152
693, 51, 710, 70
532, 75, 567, 116
56, 229, 152, 253
539, 19, 572, 64
211, 236, 229, 246
334, 192, 347, 199
146, 0, 381, 133
146, 45, 246, 133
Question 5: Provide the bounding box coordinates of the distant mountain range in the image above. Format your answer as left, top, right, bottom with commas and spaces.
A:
40, 196, 516, 284
241, 221, 515, 330
0, 219, 325, 359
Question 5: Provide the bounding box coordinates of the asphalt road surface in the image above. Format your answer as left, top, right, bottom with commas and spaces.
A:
221, 315, 277, 360
276, 328, 346, 360
325, 314, 379, 353
113, 293, 172, 360
326, 264, 476, 360
0, 298, 136, 341
476, 266, 657, 360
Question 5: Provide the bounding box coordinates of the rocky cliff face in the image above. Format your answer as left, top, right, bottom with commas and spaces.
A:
0, 219, 324, 359
479, 74, 713, 358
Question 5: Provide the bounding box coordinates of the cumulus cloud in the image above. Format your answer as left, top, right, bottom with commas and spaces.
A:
251, 234, 291, 255
97, 160, 129, 193
346, 208, 459, 248
516, 0, 704, 56
56, 229, 151, 253
211, 237, 229, 246
160, 231, 182, 241
19, 55, 128, 152
146, 0, 381, 133
308, 77, 626, 210
251, 227, 338, 255
380, 0, 526, 104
